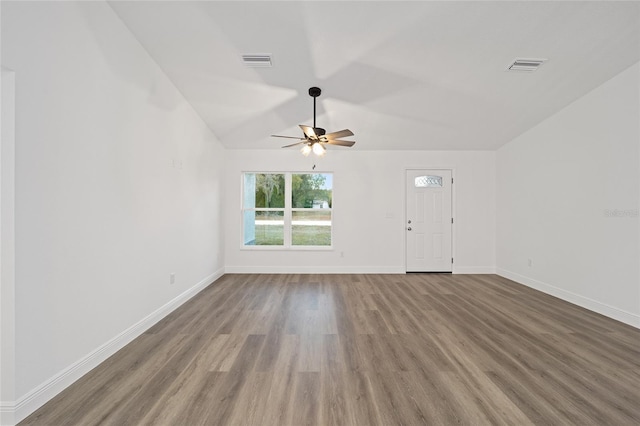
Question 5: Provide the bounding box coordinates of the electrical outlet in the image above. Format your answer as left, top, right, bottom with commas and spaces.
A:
340, 251, 344, 258
170, 273, 175, 284
527, 259, 532, 267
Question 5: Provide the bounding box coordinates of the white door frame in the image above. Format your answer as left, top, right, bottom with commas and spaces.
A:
404, 167, 456, 273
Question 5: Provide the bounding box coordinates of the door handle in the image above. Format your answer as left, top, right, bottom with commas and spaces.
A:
407, 227, 412, 231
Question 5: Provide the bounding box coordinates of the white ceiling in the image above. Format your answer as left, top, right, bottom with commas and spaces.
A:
109, 1, 640, 151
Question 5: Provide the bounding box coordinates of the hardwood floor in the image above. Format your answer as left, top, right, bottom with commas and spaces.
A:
20, 274, 640, 425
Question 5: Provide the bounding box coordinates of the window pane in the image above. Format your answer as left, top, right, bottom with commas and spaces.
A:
245, 173, 285, 208
292, 173, 332, 208
292, 211, 331, 246
414, 175, 443, 188
244, 211, 284, 245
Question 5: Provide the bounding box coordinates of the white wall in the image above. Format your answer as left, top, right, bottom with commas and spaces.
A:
225, 149, 496, 274
497, 62, 640, 328
1, 1, 225, 422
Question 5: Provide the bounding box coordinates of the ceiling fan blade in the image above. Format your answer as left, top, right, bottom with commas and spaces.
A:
299, 125, 318, 139
324, 129, 354, 140
271, 134, 305, 140
282, 141, 307, 148
325, 140, 356, 147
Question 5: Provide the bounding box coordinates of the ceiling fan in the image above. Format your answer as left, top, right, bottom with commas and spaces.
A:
271, 87, 355, 156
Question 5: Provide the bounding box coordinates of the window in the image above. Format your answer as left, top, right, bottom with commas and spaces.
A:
243, 173, 332, 248
243, 173, 285, 246
414, 175, 443, 188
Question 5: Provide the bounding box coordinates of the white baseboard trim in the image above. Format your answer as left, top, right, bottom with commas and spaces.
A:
497, 268, 640, 329
454, 266, 496, 274
6, 268, 224, 426
224, 266, 496, 275
224, 265, 406, 274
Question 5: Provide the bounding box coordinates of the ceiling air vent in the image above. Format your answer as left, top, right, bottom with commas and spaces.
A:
507, 58, 547, 72
241, 54, 272, 67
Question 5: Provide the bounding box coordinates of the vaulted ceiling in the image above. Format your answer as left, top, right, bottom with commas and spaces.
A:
109, 1, 640, 151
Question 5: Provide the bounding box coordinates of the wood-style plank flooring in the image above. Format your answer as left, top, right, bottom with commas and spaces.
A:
21, 274, 640, 425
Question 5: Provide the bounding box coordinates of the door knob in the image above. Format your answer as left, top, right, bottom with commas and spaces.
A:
407, 227, 412, 231
407, 220, 412, 224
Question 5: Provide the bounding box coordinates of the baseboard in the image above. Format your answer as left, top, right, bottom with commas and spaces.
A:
497, 268, 640, 329
225, 265, 496, 275
6, 268, 224, 426
454, 266, 496, 274
224, 265, 497, 274
224, 265, 406, 274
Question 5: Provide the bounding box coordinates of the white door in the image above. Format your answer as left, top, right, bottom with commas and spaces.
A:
406, 169, 452, 272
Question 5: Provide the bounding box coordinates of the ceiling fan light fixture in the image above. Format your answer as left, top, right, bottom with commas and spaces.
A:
301, 144, 312, 156
312, 142, 326, 156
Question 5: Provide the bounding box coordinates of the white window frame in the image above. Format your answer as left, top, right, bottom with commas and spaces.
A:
241, 172, 333, 250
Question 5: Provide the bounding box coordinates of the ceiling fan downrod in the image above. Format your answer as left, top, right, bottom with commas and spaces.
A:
309, 86, 321, 129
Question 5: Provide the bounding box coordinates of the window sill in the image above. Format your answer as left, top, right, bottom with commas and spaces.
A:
241, 245, 333, 251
